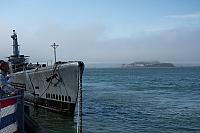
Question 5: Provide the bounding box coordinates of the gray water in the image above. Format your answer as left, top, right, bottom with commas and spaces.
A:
31, 67, 200, 133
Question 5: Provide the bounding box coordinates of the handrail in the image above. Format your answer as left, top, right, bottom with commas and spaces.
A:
0, 94, 22, 101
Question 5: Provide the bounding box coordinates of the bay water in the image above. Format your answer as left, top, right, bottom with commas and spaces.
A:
31, 67, 200, 133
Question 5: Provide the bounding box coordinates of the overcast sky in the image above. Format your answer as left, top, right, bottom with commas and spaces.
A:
0, 0, 200, 65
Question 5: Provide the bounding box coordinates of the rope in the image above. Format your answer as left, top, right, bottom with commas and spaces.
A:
56, 69, 69, 99
77, 68, 83, 133
40, 63, 59, 98
24, 70, 34, 92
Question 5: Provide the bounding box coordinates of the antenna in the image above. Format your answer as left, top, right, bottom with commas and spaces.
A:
51, 43, 59, 63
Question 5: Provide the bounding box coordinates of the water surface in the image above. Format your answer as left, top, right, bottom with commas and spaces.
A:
31, 67, 200, 133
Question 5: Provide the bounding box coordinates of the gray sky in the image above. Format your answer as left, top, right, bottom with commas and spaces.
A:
0, 0, 200, 66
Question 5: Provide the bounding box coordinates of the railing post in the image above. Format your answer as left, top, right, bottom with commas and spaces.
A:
17, 89, 24, 133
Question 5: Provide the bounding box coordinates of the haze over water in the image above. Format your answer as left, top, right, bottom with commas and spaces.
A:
1, 0, 200, 65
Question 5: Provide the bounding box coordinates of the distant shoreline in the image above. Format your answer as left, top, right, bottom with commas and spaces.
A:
121, 61, 175, 68
85, 62, 200, 68
85, 66, 200, 69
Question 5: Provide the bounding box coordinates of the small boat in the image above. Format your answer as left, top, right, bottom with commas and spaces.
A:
8, 30, 84, 116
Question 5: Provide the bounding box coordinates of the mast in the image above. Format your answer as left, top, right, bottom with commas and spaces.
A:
51, 43, 59, 63
11, 30, 20, 56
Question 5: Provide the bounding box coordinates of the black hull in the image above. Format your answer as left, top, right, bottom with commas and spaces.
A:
25, 98, 76, 116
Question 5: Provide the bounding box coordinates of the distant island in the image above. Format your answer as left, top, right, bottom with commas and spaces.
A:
121, 61, 175, 68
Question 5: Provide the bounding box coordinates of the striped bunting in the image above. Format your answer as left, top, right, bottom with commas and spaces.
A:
0, 98, 18, 133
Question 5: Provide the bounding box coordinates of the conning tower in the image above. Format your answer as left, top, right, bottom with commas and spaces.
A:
8, 30, 29, 72
11, 30, 20, 56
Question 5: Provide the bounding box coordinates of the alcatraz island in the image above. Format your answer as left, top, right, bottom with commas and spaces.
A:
121, 61, 175, 68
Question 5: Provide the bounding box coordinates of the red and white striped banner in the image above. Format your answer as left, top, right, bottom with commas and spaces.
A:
0, 99, 18, 133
